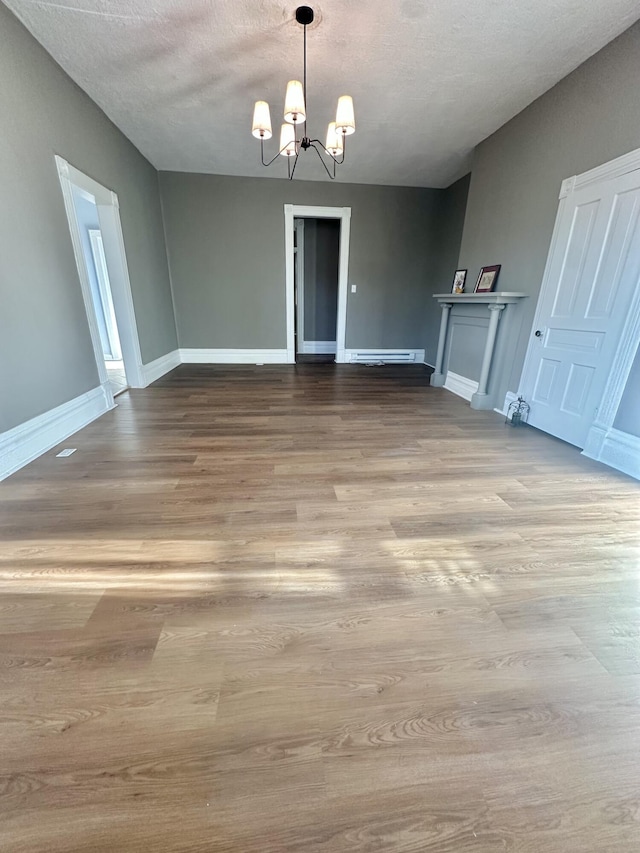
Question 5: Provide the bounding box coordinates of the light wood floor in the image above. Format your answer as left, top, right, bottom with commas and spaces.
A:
1, 364, 639, 852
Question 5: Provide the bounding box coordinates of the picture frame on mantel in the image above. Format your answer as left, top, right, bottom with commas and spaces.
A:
474, 264, 501, 293
451, 269, 467, 293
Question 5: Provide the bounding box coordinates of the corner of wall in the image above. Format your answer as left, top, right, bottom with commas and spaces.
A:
157, 171, 181, 351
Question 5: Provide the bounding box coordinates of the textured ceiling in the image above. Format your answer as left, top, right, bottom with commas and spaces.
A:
6, 0, 640, 187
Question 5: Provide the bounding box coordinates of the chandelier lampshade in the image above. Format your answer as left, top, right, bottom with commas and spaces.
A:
325, 122, 343, 156
279, 123, 297, 156
251, 7, 355, 179
251, 101, 273, 139
335, 95, 355, 136
284, 80, 306, 124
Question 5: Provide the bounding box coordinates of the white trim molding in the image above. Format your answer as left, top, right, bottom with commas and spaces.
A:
582, 300, 640, 458
284, 204, 351, 364
345, 348, 425, 364
55, 156, 145, 391
583, 427, 640, 481
301, 341, 337, 354
557, 147, 640, 201
0, 386, 113, 482
444, 371, 480, 402
141, 350, 181, 386
179, 348, 289, 364
573, 145, 640, 193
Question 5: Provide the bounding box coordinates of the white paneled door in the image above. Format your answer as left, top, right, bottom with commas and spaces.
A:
521, 166, 640, 447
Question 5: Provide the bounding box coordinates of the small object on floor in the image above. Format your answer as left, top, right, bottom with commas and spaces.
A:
506, 396, 530, 426
56, 448, 77, 457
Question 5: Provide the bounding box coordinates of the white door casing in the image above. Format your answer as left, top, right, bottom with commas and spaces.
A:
55, 156, 144, 397
294, 218, 305, 354
519, 153, 640, 449
284, 204, 351, 363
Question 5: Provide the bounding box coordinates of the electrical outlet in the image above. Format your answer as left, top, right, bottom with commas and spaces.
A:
351, 284, 357, 293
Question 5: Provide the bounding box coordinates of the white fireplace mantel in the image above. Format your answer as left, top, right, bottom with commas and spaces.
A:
430, 292, 527, 409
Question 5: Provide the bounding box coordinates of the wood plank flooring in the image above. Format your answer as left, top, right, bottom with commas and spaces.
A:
1, 363, 639, 852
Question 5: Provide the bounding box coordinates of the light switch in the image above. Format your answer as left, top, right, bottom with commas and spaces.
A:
351, 284, 357, 293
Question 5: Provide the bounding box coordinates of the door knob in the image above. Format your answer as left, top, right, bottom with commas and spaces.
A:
534, 330, 542, 337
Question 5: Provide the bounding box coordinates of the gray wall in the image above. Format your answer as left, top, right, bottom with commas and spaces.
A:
615, 346, 640, 438
423, 174, 470, 365
455, 20, 640, 409
159, 172, 444, 351
302, 219, 340, 343
0, 3, 177, 433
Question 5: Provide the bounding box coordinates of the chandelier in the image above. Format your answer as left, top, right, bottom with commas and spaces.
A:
251, 6, 356, 180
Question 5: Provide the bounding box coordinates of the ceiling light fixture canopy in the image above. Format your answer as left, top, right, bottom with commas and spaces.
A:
251, 6, 355, 179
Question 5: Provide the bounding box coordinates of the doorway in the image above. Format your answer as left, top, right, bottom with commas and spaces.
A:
519, 147, 640, 452
294, 217, 340, 362
284, 205, 351, 363
55, 156, 144, 405
70, 185, 127, 396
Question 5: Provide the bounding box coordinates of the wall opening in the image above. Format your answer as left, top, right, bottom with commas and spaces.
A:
294, 217, 340, 363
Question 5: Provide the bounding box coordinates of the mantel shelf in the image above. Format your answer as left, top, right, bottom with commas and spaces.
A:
433, 292, 527, 305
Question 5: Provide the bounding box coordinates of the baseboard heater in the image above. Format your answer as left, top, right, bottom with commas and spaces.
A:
349, 352, 417, 363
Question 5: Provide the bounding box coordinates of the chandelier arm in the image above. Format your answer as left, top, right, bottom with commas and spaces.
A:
308, 134, 346, 165
261, 136, 296, 168
289, 148, 302, 180
310, 143, 336, 180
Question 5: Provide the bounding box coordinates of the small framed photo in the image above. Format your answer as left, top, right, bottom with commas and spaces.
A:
451, 269, 467, 294
474, 264, 501, 293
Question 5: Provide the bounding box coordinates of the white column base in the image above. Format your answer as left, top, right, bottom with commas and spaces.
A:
470, 391, 494, 410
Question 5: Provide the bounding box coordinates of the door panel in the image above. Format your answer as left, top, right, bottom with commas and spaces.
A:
545, 328, 604, 353
551, 199, 600, 318
522, 168, 640, 447
586, 189, 640, 319
560, 363, 594, 415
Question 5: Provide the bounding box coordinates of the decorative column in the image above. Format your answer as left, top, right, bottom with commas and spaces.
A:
470, 304, 505, 410
430, 302, 453, 387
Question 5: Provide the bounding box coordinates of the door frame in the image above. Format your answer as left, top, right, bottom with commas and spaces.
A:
55, 156, 144, 402
88, 228, 122, 360
517, 146, 640, 456
294, 218, 306, 354
284, 204, 351, 363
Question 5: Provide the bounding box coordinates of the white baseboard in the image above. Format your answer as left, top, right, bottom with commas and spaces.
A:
299, 341, 336, 354
495, 390, 518, 416
444, 371, 479, 402
582, 426, 640, 481
345, 349, 426, 363
0, 385, 113, 482
179, 348, 289, 364
141, 349, 181, 386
